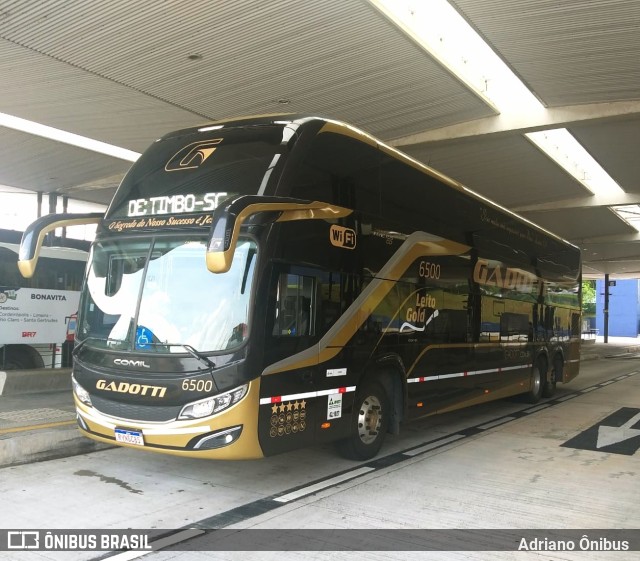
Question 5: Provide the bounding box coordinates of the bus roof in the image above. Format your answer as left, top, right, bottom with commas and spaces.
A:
107, 113, 578, 254
156, 115, 578, 252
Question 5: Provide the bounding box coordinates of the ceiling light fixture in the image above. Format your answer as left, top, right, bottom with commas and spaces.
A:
369, 0, 543, 114
526, 129, 625, 197
369, 0, 628, 212
0, 112, 141, 162
610, 204, 640, 230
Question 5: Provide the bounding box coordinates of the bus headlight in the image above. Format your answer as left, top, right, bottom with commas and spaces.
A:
178, 384, 249, 420
72, 375, 92, 407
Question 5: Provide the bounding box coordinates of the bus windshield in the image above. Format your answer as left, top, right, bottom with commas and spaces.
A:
78, 236, 257, 353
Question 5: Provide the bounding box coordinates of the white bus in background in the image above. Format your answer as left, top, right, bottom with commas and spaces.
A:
0, 229, 88, 369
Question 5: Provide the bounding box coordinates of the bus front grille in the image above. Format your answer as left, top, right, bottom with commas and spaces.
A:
90, 395, 181, 423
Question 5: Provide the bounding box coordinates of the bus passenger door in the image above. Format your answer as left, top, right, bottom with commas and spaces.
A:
260, 268, 322, 455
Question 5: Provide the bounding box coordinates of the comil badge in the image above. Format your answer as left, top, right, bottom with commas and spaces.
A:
165, 138, 223, 171
329, 225, 356, 249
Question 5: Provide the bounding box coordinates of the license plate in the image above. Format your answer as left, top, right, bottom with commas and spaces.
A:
115, 428, 145, 446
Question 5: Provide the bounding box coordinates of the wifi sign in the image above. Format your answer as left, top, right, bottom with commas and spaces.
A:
329, 225, 356, 249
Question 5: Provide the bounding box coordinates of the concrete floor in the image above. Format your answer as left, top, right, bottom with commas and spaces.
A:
0, 350, 638, 560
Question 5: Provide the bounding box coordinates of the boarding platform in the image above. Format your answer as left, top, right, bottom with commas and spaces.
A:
1, 338, 639, 468
0, 368, 110, 467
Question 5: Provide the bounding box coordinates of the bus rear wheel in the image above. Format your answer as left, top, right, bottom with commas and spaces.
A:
542, 357, 561, 398
336, 380, 389, 461
525, 361, 545, 403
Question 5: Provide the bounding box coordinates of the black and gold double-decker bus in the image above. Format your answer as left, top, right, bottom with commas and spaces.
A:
18, 116, 581, 460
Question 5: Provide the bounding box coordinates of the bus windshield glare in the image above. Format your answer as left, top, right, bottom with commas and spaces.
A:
79, 236, 257, 353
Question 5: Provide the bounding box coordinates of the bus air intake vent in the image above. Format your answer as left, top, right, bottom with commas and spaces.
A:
90, 395, 181, 423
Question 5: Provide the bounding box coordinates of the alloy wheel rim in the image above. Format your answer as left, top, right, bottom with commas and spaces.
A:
357, 395, 382, 445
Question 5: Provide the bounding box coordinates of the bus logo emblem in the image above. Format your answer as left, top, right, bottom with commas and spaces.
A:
330, 225, 356, 249
165, 138, 223, 171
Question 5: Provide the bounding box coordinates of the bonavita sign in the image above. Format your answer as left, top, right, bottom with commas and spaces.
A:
0, 288, 79, 345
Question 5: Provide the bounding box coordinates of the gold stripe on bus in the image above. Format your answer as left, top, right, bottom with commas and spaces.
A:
194, 113, 296, 128
318, 121, 379, 147
263, 232, 470, 376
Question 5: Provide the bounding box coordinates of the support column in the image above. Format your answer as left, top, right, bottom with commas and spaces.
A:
604, 274, 610, 344
46, 192, 58, 245
62, 195, 68, 243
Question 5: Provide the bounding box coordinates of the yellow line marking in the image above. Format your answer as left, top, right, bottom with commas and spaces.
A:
0, 419, 76, 435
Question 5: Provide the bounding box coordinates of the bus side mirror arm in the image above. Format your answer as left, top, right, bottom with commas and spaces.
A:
206, 195, 352, 273
18, 213, 103, 278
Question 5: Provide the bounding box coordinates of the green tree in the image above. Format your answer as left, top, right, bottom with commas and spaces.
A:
582, 280, 596, 316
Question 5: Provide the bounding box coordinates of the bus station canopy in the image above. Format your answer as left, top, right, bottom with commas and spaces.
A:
1, 0, 639, 277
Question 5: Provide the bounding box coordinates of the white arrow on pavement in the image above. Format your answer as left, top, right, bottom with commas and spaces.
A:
597, 411, 640, 448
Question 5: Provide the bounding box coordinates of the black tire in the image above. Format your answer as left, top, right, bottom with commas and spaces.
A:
542, 357, 561, 398
2, 345, 42, 370
336, 380, 389, 461
525, 361, 544, 403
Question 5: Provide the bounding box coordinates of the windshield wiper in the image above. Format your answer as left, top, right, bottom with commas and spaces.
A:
152, 342, 216, 370
182, 344, 216, 369
74, 338, 215, 371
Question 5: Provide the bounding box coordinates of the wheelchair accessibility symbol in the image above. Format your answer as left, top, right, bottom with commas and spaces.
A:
135, 326, 153, 350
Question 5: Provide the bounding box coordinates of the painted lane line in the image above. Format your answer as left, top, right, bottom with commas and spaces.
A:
600, 380, 615, 386
107, 529, 205, 561
403, 434, 466, 457
581, 386, 598, 393
556, 394, 577, 402
274, 466, 375, 503
0, 419, 76, 435
478, 417, 516, 430
524, 404, 551, 414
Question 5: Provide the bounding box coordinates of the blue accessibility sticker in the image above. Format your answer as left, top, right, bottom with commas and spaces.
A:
135, 326, 154, 350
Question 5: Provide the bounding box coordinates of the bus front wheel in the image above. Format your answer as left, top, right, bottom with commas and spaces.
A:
336, 380, 389, 461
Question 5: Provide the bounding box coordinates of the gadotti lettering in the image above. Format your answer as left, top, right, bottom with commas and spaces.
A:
31, 293, 67, 301
473, 259, 539, 293
96, 379, 167, 398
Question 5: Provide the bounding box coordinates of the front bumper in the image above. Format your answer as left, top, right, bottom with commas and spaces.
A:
74, 379, 264, 460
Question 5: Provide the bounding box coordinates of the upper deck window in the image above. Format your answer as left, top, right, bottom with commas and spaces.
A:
290, 131, 380, 216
